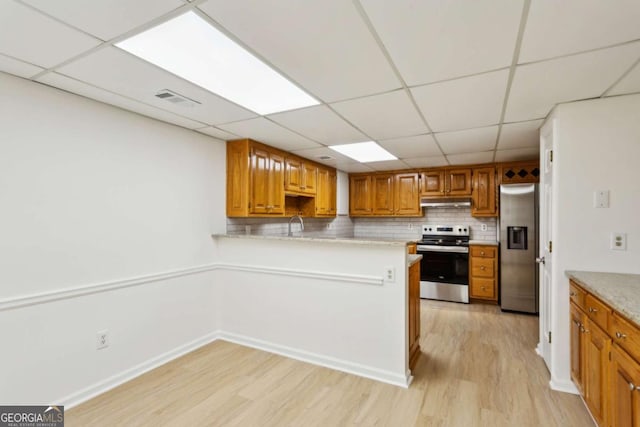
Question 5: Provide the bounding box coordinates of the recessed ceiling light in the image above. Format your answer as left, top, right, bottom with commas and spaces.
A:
116, 11, 319, 115
329, 141, 397, 163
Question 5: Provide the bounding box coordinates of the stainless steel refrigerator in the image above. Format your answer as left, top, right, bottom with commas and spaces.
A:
499, 183, 538, 313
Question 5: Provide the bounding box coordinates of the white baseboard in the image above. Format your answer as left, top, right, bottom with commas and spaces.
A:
549, 377, 579, 395
535, 342, 543, 357
217, 331, 410, 388
61, 332, 219, 409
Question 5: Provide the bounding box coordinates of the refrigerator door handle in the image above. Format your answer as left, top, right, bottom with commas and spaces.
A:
535, 256, 545, 264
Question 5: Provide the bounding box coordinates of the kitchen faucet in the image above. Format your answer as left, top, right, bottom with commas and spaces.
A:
288, 215, 304, 237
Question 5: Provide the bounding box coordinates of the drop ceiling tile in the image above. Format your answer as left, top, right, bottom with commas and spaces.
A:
267, 105, 366, 144
196, 126, 239, 141
197, 0, 400, 102
378, 134, 441, 159
494, 147, 539, 162
334, 162, 375, 173
23, 0, 184, 41
497, 119, 543, 150
0, 54, 43, 78
436, 126, 498, 155
36, 72, 205, 129
505, 42, 640, 122
446, 151, 494, 165
411, 70, 508, 132
217, 117, 321, 152
290, 147, 354, 167
403, 156, 449, 168
520, 0, 640, 63
608, 61, 640, 96
56, 47, 256, 125
331, 90, 429, 140
360, 0, 523, 85
367, 160, 411, 171
0, 1, 101, 68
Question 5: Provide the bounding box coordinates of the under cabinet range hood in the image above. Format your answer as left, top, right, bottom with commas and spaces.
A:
420, 198, 471, 208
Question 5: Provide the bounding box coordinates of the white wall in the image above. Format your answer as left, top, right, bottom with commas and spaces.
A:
543, 93, 640, 391
0, 73, 226, 405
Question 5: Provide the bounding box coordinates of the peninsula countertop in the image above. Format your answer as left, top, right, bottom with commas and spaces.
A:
566, 270, 640, 326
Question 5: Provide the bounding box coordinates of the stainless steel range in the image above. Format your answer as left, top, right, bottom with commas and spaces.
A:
417, 224, 470, 304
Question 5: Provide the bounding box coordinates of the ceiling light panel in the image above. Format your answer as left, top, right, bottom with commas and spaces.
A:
360, 0, 524, 86
0, 1, 100, 68
23, 0, 184, 41
506, 42, 640, 122
497, 120, 543, 150
56, 46, 257, 125
436, 126, 499, 155
217, 117, 321, 152
519, 0, 640, 63
331, 90, 429, 140
411, 70, 508, 132
267, 105, 367, 144
116, 11, 319, 115
329, 141, 397, 163
197, 0, 401, 102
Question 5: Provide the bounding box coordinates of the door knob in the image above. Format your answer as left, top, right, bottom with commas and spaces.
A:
535, 257, 545, 264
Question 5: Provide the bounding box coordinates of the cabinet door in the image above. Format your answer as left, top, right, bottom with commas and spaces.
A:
472, 167, 496, 217
302, 163, 317, 194
446, 168, 472, 196
226, 141, 249, 216
408, 262, 421, 369
250, 147, 271, 214
394, 173, 421, 216
420, 171, 445, 196
284, 157, 303, 193
328, 170, 337, 215
372, 174, 394, 215
570, 303, 585, 394
470, 277, 496, 299
315, 168, 329, 215
610, 345, 640, 427
583, 318, 611, 427
350, 175, 372, 216
268, 152, 285, 214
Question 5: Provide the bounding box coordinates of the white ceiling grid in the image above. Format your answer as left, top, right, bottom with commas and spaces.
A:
1, 0, 639, 171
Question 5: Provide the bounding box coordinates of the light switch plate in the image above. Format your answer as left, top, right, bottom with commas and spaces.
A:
610, 232, 627, 251
594, 190, 609, 208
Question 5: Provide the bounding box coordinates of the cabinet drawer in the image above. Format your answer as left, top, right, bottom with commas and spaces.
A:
471, 258, 495, 278
609, 312, 640, 363
584, 294, 611, 331
470, 278, 496, 299
470, 246, 496, 258
569, 281, 586, 310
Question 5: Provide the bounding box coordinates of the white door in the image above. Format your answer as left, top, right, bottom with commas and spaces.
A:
538, 122, 554, 369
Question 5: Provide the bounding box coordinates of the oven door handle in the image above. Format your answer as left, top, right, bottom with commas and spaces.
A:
417, 245, 469, 254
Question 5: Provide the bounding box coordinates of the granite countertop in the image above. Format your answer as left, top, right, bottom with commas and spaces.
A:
212, 234, 412, 247
408, 254, 422, 267
469, 240, 499, 246
566, 270, 640, 326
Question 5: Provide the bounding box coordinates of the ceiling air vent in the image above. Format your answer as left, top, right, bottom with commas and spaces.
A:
317, 155, 333, 160
155, 89, 201, 108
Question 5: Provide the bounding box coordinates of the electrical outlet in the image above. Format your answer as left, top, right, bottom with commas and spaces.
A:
610, 233, 627, 251
384, 266, 395, 282
594, 190, 609, 208
481, 224, 488, 232
96, 330, 109, 350
408, 223, 413, 230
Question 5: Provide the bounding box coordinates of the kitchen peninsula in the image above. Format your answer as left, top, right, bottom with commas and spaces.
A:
211, 234, 420, 387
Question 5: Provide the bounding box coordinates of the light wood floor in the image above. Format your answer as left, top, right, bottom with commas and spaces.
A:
67, 301, 592, 426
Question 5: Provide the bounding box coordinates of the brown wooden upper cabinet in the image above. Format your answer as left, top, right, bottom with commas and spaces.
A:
471, 166, 497, 217
420, 168, 471, 197
284, 156, 316, 196
226, 139, 335, 217
350, 172, 420, 217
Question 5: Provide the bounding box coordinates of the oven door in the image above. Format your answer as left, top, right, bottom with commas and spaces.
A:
417, 245, 470, 303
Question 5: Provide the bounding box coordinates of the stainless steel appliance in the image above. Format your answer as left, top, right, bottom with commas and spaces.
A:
417, 224, 470, 303
500, 183, 539, 313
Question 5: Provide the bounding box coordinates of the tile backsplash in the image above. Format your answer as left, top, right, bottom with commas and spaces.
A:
226, 207, 497, 242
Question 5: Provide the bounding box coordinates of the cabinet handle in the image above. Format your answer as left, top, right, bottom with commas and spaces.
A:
481, 286, 486, 291
480, 251, 485, 256
630, 382, 636, 391
480, 266, 486, 270
573, 320, 581, 327
588, 307, 598, 313
570, 291, 576, 296
615, 331, 627, 339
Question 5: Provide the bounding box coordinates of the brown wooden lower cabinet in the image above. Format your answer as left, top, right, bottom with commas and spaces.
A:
570, 279, 640, 426
469, 245, 498, 303
408, 260, 421, 370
